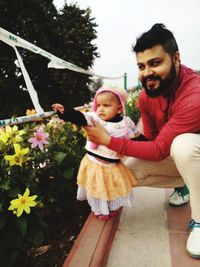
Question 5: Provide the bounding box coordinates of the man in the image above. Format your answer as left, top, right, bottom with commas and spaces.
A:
84, 23, 200, 258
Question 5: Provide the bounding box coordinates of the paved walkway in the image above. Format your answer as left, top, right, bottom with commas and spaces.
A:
106, 187, 200, 267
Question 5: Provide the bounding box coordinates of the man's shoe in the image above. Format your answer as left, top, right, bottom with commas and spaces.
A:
187, 219, 200, 258
169, 185, 189, 206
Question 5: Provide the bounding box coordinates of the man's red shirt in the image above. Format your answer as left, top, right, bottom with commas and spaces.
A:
108, 65, 200, 161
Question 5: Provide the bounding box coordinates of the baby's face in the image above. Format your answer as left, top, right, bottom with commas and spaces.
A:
95, 92, 122, 121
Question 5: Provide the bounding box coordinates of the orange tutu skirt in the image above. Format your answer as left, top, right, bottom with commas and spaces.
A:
77, 154, 137, 201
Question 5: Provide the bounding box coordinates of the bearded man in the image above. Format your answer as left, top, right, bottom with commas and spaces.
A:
84, 23, 200, 258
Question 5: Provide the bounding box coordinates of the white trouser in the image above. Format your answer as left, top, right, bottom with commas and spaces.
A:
123, 133, 200, 222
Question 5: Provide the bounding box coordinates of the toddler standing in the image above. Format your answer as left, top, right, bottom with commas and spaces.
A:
52, 86, 139, 220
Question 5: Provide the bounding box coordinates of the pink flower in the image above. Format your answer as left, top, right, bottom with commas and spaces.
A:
28, 127, 49, 151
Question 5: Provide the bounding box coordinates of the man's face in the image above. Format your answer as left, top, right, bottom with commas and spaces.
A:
136, 45, 179, 97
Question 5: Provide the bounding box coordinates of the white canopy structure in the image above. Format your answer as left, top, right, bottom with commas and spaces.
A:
0, 27, 122, 125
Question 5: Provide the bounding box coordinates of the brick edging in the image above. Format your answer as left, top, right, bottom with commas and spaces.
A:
62, 208, 122, 267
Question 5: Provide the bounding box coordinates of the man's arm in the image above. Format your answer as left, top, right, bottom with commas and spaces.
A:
138, 90, 158, 140
85, 101, 200, 161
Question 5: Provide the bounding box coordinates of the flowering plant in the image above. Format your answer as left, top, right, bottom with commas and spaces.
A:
126, 89, 141, 123
0, 116, 85, 265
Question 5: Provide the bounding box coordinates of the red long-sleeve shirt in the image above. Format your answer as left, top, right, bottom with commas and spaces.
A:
108, 65, 200, 161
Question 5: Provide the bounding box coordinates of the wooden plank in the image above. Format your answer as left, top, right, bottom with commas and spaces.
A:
62, 209, 122, 267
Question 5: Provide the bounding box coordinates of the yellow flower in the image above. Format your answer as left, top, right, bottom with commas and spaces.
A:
4, 144, 29, 167
8, 188, 37, 217
0, 125, 25, 144
71, 124, 78, 131
26, 109, 37, 116
11, 125, 25, 143
0, 127, 10, 144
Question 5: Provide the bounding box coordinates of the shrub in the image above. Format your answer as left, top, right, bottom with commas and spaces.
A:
0, 115, 85, 266
126, 89, 141, 123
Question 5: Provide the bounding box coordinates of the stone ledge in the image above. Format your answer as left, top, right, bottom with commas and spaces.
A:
62, 208, 122, 267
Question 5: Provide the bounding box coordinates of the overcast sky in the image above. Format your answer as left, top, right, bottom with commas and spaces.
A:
53, 0, 200, 88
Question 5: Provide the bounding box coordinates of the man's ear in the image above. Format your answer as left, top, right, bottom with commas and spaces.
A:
173, 51, 180, 66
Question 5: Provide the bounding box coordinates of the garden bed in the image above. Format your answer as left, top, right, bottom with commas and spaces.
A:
14, 202, 122, 267
14, 200, 90, 267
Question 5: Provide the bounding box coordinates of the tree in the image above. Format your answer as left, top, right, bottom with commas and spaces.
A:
0, 0, 99, 119
89, 77, 103, 98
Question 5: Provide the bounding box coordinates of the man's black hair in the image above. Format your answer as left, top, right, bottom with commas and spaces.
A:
133, 23, 179, 56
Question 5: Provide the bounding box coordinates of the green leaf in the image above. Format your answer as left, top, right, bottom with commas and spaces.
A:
63, 168, 74, 179
0, 179, 11, 191
7, 186, 20, 198
32, 228, 44, 246
15, 217, 27, 237
54, 151, 67, 165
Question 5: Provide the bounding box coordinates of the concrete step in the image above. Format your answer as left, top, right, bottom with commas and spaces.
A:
62, 188, 200, 267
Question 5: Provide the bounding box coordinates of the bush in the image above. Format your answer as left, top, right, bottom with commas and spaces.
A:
0, 115, 85, 266
126, 90, 141, 123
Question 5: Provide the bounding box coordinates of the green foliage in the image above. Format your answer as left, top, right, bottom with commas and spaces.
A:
0, 0, 99, 119
89, 78, 103, 98
0, 116, 85, 265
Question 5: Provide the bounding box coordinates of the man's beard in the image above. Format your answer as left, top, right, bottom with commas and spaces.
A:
141, 62, 176, 98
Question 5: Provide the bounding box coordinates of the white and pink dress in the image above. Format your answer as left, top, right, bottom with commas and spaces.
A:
76, 111, 138, 215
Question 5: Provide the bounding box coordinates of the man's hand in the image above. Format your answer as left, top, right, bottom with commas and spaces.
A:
84, 121, 111, 146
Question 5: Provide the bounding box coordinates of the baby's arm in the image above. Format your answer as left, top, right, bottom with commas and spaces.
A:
52, 103, 88, 126
52, 104, 99, 150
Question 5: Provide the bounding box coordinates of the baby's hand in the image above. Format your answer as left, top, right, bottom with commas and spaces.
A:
52, 103, 65, 114
129, 132, 141, 139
